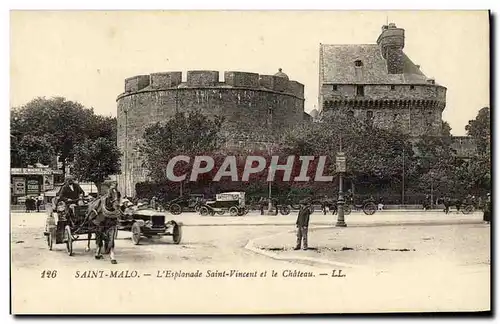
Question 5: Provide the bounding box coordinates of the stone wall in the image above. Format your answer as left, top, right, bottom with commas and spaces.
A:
320, 83, 446, 137
321, 84, 446, 103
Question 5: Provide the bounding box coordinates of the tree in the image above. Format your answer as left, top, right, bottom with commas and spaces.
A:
11, 134, 55, 167
411, 130, 461, 196
465, 107, 490, 155
72, 137, 121, 192
454, 154, 490, 195
441, 121, 452, 136
10, 96, 117, 169
461, 107, 491, 194
139, 110, 225, 182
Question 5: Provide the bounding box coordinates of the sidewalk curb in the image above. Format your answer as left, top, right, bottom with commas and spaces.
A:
182, 219, 484, 227
244, 229, 362, 269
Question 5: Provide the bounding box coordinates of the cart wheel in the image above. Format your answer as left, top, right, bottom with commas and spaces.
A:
172, 222, 182, 244
199, 206, 210, 216
280, 206, 291, 215
363, 203, 376, 215
169, 203, 182, 215
65, 226, 73, 256
216, 210, 225, 216
229, 207, 239, 216
131, 223, 142, 245
344, 205, 352, 215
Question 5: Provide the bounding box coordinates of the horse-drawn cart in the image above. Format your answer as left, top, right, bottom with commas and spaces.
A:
118, 209, 182, 245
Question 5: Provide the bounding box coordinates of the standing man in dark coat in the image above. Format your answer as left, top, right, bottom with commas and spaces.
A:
295, 200, 312, 250
57, 176, 85, 217
58, 176, 85, 202
259, 197, 266, 215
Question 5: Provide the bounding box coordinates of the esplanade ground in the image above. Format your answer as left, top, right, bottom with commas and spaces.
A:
11, 209, 490, 313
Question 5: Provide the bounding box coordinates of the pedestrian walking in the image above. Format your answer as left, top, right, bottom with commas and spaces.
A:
444, 196, 451, 214
321, 195, 328, 215
30, 197, 36, 212
423, 195, 431, 210
259, 197, 266, 215
25, 196, 31, 213
477, 196, 483, 210
36, 193, 44, 212
294, 200, 312, 250
455, 197, 463, 214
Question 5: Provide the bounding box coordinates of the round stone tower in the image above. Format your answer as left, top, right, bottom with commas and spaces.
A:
116, 69, 305, 196
377, 23, 405, 74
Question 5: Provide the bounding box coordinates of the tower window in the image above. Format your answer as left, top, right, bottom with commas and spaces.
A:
268, 108, 273, 115
390, 85, 395, 90
332, 85, 338, 91
356, 85, 364, 96
410, 85, 415, 90
354, 60, 363, 67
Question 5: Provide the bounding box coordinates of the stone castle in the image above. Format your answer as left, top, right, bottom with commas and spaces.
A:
117, 69, 306, 196
317, 23, 477, 157
318, 23, 446, 137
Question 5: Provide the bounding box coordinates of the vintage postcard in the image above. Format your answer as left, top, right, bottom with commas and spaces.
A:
9, 10, 491, 314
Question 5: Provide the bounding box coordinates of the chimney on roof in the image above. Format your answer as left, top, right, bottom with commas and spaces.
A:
377, 23, 405, 74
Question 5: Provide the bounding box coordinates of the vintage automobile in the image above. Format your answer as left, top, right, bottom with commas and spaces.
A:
162, 194, 205, 215
199, 192, 248, 216
118, 208, 182, 245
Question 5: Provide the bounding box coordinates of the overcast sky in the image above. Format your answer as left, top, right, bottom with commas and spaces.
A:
10, 10, 489, 135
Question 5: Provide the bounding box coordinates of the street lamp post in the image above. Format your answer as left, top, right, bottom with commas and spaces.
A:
336, 140, 347, 228
430, 171, 434, 210
268, 181, 273, 212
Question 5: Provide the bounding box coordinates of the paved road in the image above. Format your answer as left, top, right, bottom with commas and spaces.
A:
11, 211, 490, 314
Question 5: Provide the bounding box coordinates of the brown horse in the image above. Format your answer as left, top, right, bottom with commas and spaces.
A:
86, 187, 121, 264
